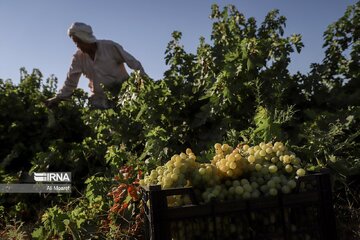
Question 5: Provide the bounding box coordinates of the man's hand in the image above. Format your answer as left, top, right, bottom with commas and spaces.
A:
45, 97, 62, 108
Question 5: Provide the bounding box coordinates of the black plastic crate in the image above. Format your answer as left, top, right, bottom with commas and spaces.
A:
141, 170, 337, 240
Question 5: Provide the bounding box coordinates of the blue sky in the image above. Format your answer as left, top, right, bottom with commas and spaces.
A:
0, 0, 357, 92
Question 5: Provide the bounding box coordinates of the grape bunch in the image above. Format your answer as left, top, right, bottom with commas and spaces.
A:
234, 141, 306, 198
211, 143, 249, 179
140, 141, 307, 204
140, 148, 198, 189
240, 141, 304, 177
140, 142, 314, 240
191, 163, 221, 188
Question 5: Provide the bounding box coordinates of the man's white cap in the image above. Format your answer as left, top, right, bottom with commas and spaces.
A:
67, 22, 97, 43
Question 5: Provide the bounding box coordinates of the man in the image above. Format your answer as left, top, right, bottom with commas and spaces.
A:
46, 22, 146, 109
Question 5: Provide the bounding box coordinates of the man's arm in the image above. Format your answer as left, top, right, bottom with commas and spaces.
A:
114, 43, 146, 75
45, 53, 82, 107
57, 53, 83, 99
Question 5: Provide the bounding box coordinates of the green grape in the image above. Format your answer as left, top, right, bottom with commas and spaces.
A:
240, 179, 250, 186
285, 164, 293, 173
199, 168, 206, 175
251, 181, 259, 189
242, 144, 250, 151
234, 153, 242, 160
232, 180, 240, 187
281, 185, 291, 194
254, 151, 261, 160
265, 147, 273, 154
229, 162, 237, 170
269, 165, 278, 173
235, 186, 244, 195
269, 188, 278, 196
259, 149, 267, 157
185, 148, 193, 155
296, 168, 306, 177
260, 185, 269, 193
272, 176, 281, 184
267, 180, 276, 188
173, 167, 180, 175
221, 143, 230, 152
226, 170, 234, 177
248, 155, 256, 163
243, 184, 252, 192
292, 157, 301, 165
227, 154, 235, 162
256, 177, 265, 185
283, 155, 291, 164
247, 148, 255, 155
171, 173, 179, 181
287, 180, 297, 189
255, 163, 262, 171
180, 152, 187, 159
214, 143, 222, 150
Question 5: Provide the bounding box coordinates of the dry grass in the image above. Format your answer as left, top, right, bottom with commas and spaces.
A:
0, 220, 30, 240
334, 181, 360, 240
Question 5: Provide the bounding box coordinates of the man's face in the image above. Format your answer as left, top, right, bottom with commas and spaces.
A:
71, 35, 92, 52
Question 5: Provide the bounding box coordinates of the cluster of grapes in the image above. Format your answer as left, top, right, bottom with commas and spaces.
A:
200, 174, 297, 203
140, 141, 306, 204
211, 143, 249, 179
191, 163, 220, 188
232, 141, 305, 198
203, 142, 306, 202
240, 141, 305, 177
140, 148, 198, 189
140, 142, 315, 240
